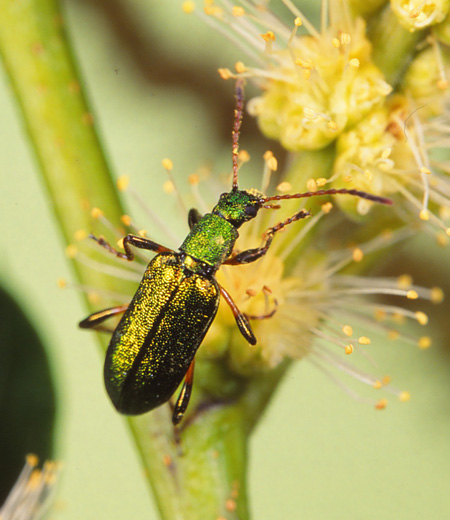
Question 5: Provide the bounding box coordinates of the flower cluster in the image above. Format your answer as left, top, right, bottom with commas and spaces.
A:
188, 0, 450, 233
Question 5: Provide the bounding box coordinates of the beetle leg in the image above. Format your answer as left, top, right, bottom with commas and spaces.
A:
188, 208, 202, 230
224, 209, 310, 265
219, 285, 257, 345
90, 234, 174, 261
172, 360, 196, 425
79, 304, 128, 332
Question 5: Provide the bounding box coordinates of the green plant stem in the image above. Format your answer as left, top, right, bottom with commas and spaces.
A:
0, 1, 287, 518
0, 0, 125, 294
368, 5, 422, 87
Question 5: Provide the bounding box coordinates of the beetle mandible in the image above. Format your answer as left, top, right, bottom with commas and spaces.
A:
80, 80, 392, 425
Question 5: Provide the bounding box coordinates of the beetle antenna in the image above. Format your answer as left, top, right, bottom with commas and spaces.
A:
232, 79, 245, 191
263, 188, 393, 206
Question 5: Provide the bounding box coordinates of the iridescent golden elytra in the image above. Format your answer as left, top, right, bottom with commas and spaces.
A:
80, 80, 392, 425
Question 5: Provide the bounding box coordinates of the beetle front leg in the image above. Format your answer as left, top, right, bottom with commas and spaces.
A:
172, 360, 195, 425
224, 209, 310, 265
90, 234, 175, 261
188, 208, 202, 230
79, 304, 128, 332
219, 285, 256, 345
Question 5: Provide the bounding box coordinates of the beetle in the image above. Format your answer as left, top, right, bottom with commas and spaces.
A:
79, 80, 392, 425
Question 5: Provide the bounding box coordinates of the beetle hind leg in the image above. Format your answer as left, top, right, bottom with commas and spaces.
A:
172, 360, 196, 425
79, 304, 128, 332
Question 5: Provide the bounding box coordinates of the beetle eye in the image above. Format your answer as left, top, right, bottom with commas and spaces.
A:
244, 205, 257, 217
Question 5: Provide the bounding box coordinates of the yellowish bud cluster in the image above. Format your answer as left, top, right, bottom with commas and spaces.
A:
247, 20, 391, 151
390, 0, 450, 31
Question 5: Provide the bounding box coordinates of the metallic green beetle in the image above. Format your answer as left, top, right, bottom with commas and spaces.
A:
80, 80, 392, 425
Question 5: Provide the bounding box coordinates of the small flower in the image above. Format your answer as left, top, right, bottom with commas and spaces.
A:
0, 455, 59, 520
189, 0, 450, 231
390, 0, 450, 31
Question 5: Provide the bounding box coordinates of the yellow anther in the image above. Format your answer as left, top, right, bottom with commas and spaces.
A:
87, 291, 101, 305
375, 399, 387, 410
431, 287, 444, 303
163, 180, 174, 194
418, 336, 431, 349
321, 202, 333, 213
446, 228, 450, 237
415, 311, 428, 325
121, 214, 132, 226
218, 68, 233, 80
302, 69, 311, 80
266, 155, 278, 172
57, 278, 67, 289
27, 454, 40, 468
260, 31, 275, 42
388, 329, 400, 340
138, 229, 147, 237
204, 5, 223, 16
437, 78, 450, 90
382, 375, 391, 385
65, 244, 77, 258
436, 232, 448, 247
225, 498, 237, 512
364, 170, 373, 181
342, 325, 353, 336
188, 174, 200, 185
340, 33, 351, 45
316, 177, 327, 186
246, 288, 257, 297
419, 209, 429, 221
358, 336, 371, 345
332, 37, 340, 48
91, 207, 104, 219
374, 309, 386, 321
276, 181, 291, 192
327, 120, 338, 130
303, 106, 317, 119
182, 1, 195, 14
238, 150, 250, 162
117, 175, 130, 191
117, 238, 124, 249
373, 380, 382, 389
397, 274, 412, 288
235, 61, 246, 73
406, 290, 419, 299
420, 166, 431, 175
162, 158, 173, 171
306, 178, 317, 191
262, 285, 272, 295
349, 58, 360, 68
74, 229, 87, 241
232, 6, 245, 16
344, 344, 354, 355
294, 16, 302, 26
343, 175, 352, 182
352, 248, 364, 262
294, 58, 313, 70
399, 391, 411, 402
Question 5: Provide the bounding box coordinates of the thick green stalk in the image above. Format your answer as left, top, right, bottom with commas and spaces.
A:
368, 6, 422, 87
0, 1, 286, 518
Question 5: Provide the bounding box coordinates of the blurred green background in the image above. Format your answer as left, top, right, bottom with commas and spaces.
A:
1, 1, 450, 519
